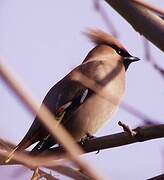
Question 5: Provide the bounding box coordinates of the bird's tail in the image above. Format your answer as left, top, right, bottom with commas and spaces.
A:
30, 135, 56, 156
5, 140, 33, 163
5, 147, 18, 163
5, 130, 41, 163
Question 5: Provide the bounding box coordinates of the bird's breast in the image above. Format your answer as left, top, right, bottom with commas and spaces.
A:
66, 60, 125, 140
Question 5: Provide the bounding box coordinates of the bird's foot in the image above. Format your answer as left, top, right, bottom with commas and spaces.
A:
95, 149, 100, 154
80, 132, 95, 145
86, 132, 95, 139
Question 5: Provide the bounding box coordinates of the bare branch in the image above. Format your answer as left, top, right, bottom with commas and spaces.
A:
132, 0, 164, 17
1, 124, 164, 179
93, 0, 119, 37
142, 37, 164, 80
105, 0, 164, 51
46, 124, 164, 155
121, 102, 159, 125
148, 173, 164, 180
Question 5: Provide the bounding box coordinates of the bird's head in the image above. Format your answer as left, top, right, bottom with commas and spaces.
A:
84, 29, 140, 70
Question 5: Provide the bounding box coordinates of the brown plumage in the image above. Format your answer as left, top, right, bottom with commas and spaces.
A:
84, 29, 126, 50
6, 29, 140, 161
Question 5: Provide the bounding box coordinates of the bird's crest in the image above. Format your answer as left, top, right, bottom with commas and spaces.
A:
84, 28, 127, 51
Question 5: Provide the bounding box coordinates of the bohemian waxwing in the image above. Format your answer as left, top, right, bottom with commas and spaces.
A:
6, 29, 140, 160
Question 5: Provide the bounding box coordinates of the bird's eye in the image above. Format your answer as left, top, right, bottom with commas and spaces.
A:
116, 49, 129, 57
117, 50, 122, 55
116, 49, 124, 56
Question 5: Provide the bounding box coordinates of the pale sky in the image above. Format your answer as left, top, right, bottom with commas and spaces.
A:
0, 0, 164, 179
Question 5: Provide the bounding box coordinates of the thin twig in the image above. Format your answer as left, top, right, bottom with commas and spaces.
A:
93, 0, 118, 37
50, 165, 91, 180
71, 70, 158, 125
0, 145, 64, 168
31, 168, 59, 180
143, 38, 154, 64
38, 169, 59, 180
142, 37, 164, 80
0, 139, 89, 179
121, 102, 159, 125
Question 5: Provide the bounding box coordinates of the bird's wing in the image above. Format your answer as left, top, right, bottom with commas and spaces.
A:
16, 71, 92, 150
16, 59, 110, 151
20, 59, 114, 144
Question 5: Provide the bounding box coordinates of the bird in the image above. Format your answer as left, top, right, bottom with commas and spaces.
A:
6, 29, 140, 161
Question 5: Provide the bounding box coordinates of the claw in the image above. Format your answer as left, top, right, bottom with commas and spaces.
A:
95, 150, 100, 154
86, 132, 94, 139
79, 138, 86, 145
80, 132, 95, 145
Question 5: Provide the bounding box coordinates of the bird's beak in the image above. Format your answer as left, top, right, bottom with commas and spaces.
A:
124, 56, 140, 62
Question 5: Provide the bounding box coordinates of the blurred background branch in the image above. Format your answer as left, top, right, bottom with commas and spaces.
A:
132, 0, 164, 16
148, 173, 164, 180
105, 0, 164, 51
93, 0, 118, 37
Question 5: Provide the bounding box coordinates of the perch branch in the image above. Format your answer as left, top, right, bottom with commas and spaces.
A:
45, 124, 164, 156
1, 124, 164, 178
1, 124, 163, 159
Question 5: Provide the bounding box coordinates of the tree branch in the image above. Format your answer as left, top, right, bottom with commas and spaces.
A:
2, 124, 164, 162
46, 124, 164, 155
148, 173, 164, 180
105, 0, 164, 51
132, 0, 164, 16
1, 124, 163, 179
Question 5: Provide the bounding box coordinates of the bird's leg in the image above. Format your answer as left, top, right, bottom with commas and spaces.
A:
80, 133, 100, 154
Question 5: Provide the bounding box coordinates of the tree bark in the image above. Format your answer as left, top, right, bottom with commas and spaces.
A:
46, 124, 164, 155
105, 0, 164, 51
